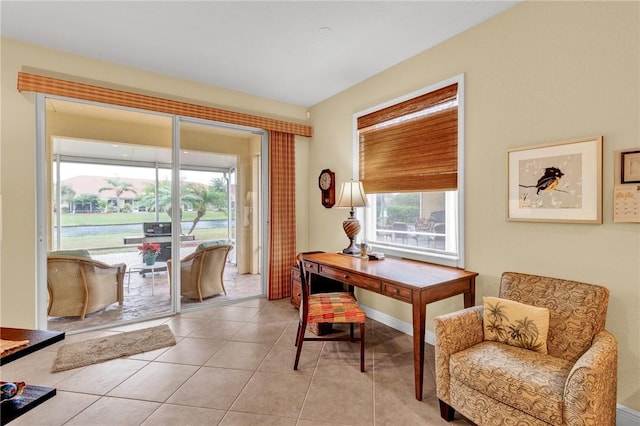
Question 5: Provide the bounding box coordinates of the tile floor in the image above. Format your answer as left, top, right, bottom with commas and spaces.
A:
2, 298, 473, 426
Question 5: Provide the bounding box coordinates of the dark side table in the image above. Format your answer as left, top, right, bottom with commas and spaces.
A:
1, 328, 65, 425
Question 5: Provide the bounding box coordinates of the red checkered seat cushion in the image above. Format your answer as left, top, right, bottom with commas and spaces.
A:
306, 292, 366, 323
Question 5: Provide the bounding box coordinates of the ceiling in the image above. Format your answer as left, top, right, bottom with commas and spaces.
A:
1, 1, 518, 108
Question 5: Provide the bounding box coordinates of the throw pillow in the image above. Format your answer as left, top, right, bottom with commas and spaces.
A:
483, 296, 549, 354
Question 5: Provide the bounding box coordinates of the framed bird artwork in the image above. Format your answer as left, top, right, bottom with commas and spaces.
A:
507, 136, 603, 223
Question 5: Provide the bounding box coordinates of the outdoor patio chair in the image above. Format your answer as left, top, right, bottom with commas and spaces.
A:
47, 250, 126, 319
168, 241, 233, 302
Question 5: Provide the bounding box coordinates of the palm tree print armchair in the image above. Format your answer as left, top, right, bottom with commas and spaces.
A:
434, 272, 617, 425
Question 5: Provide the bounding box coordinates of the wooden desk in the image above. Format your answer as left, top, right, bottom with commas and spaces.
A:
1, 328, 65, 425
301, 252, 477, 401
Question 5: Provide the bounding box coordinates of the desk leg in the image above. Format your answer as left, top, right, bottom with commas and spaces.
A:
464, 276, 476, 308
412, 298, 427, 401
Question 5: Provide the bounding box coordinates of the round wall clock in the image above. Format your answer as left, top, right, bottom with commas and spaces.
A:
318, 168, 335, 208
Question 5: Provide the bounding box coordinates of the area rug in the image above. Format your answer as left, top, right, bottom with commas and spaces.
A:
51, 324, 176, 372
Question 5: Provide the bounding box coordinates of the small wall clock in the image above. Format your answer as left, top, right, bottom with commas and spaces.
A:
318, 168, 335, 208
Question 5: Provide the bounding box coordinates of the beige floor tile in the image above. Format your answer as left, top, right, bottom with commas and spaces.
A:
141, 403, 226, 425
205, 340, 272, 370
232, 321, 290, 344
220, 411, 298, 425
208, 305, 261, 322
0, 349, 78, 388
300, 375, 374, 426
155, 336, 226, 365
257, 338, 320, 374
107, 362, 199, 402
372, 351, 417, 388
9, 391, 99, 426
57, 358, 148, 394
7, 297, 472, 426
231, 371, 312, 418
166, 366, 253, 410
296, 420, 354, 426
64, 396, 160, 425
248, 306, 298, 323
374, 380, 442, 426
187, 319, 246, 339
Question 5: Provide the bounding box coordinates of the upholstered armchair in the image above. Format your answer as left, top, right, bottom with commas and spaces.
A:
168, 241, 232, 302
434, 272, 617, 425
47, 250, 126, 319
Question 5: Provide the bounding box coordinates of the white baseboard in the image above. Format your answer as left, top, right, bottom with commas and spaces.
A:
361, 305, 640, 425
617, 404, 640, 426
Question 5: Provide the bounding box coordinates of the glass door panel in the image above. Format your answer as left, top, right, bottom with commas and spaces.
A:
45, 98, 174, 332
178, 119, 263, 309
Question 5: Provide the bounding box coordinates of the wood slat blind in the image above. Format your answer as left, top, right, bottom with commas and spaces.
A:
17, 72, 312, 137
357, 83, 458, 193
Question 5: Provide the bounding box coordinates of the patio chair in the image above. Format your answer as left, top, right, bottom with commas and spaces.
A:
47, 250, 126, 319
168, 241, 233, 302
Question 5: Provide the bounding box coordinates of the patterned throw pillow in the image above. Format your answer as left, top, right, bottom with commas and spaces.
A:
483, 296, 550, 354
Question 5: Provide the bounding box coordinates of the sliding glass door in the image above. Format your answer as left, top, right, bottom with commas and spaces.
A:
40, 97, 265, 333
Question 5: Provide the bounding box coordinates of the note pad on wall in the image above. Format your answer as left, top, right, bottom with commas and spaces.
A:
614, 185, 640, 223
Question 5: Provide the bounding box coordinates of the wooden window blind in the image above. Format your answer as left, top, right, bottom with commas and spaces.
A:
357, 83, 458, 193
17, 72, 312, 137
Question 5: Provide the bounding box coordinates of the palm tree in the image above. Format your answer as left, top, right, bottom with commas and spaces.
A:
183, 183, 220, 235
138, 179, 192, 234
98, 178, 137, 212
60, 184, 76, 213
74, 193, 99, 212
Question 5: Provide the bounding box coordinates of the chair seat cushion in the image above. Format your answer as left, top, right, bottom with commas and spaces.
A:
450, 341, 573, 424
307, 292, 366, 324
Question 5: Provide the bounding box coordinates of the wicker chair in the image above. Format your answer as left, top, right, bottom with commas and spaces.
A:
47, 253, 126, 319
168, 242, 232, 302
434, 272, 617, 425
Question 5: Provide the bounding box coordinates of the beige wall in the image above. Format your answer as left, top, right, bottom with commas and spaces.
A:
0, 38, 309, 326
308, 1, 639, 411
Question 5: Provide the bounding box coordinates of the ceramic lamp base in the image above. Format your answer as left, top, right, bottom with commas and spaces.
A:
342, 217, 361, 255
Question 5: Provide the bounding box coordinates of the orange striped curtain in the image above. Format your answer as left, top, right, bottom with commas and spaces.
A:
268, 131, 296, 300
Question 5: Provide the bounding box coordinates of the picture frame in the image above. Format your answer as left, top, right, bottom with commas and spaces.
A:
507, 136, 603, 223
621, 150, 640, 184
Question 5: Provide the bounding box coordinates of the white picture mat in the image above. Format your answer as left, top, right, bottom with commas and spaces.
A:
508, 137, 602, 223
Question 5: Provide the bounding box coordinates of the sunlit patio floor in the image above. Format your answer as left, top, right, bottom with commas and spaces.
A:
47, 247, 263, 334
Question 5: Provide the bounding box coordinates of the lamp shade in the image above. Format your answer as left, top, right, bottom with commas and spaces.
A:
335, 181, 368, 208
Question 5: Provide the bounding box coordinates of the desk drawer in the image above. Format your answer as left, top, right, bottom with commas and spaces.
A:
302, 261, 319, 274
382, 283, 412, 302
319, 265, 381, 292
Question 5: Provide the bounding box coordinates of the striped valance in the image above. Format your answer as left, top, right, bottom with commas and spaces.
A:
17, 72, 312, 137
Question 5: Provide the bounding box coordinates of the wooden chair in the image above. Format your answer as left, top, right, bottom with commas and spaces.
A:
47, 254, 126, 319
294, 253, 366, 372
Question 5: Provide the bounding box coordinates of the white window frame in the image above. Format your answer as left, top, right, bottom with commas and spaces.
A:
352, 74, 466, 268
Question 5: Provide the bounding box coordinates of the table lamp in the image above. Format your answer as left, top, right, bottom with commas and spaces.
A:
335, 180, 369, 255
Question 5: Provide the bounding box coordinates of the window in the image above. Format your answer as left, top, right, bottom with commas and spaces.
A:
355, 76, 465, 267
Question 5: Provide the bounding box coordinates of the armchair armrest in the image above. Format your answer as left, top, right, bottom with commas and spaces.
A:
434, 305, 484, 403
563, 329, 618, 426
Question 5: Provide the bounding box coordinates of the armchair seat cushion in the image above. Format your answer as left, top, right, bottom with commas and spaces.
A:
450, 341, 573, 424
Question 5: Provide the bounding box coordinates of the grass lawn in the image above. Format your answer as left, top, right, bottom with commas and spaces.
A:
60, 211, 227, 226
58, 228, 230, 251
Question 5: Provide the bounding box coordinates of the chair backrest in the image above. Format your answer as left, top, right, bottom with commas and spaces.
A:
499, 272, 609, 362
182, 244, 232, 298
296, 253, 314, 321
47, 255, 122, 317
